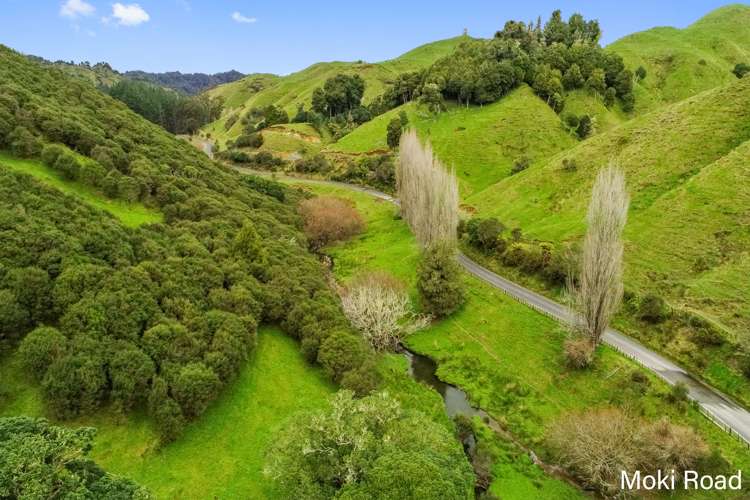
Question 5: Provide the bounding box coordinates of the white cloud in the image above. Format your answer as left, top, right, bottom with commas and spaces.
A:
111, 3, 150, 26
231, 12, 256, 24
60, 0, 95, 19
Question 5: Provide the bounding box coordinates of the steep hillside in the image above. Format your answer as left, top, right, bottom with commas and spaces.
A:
27, 55, 245, 95
608, 3, 750, 113
203, 37, 466, 144
470, 76, 750, 337
0, 43, 375, 441
331, 85, 578, 196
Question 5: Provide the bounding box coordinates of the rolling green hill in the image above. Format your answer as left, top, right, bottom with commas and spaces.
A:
470, 75, 750, 343
203, 37, 466, 144
608, 3, 750, 113
331, 85, 578, 197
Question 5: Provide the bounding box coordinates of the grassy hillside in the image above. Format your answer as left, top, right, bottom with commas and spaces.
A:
332, 85, 578, 197
467, 76, 750, 388
258, 123, 324, 158
0, 42, 374, 443
608, 3, 750, 114
203, 37, 466, 144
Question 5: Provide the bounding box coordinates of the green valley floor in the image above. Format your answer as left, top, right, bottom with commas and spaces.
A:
297, 181, 750, 499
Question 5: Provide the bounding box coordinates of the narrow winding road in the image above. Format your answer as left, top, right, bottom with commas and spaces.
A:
233, 167, 750, 446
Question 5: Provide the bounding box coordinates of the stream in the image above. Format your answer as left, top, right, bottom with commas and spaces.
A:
404, 349, 485, 420
402, 347, 584, 496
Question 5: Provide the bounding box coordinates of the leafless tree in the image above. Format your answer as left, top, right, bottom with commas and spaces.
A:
299, 196, 365, 250
569, 165, 629, 346
397, 129, 459, 247
547, 408, 708, 496
340, 271, 427, 351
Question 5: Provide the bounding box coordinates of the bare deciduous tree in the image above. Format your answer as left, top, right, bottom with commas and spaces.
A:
569, 165, 629, 346
547, 409, 708, 496
339, 271, 427, 351
397, 129, 459, 247
299, 196, 365, 250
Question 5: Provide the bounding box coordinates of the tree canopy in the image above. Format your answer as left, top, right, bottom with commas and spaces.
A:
265, 391, 474, 499
0, 416, 150, 499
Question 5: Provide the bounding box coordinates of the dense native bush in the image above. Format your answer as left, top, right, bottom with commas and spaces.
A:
233, 132, 264, 149
293, 153, 331, 174
265, 391, 474, 499
547, 409, 709, 496
298, 196, 365, 250
0, 416, 150, 498
0, 46, 379, 440
334, 154, 396, 192
376, 10, 634, 114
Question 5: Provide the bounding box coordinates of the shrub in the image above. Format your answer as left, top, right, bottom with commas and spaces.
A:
340, 357, 381, 396
564, 336, 594, 369
562, 113, 579, 129
17, 326, 67, 381
53, 152, 80, 180
299, 196, 365, 250
635, 65, 647, 80
109, 342, 155, 411
667, 381, 689, 405
42, 339, 108, 418
148, 376, 185, 443
386, 117, 403, 149
171, 362, 221, 418
8, 126, 42, 158
293, 153, 330, 174
732, 63, 749, 79
561, 158, 577, 172
41, 143, 66, 167
510, 156, 530, 174
638, 293, 668, 323
317, 331, 367, 382
234, 132, 264, 148
417, 241, 465, 317
575, 115, 592, 139
464, 217, 505, 253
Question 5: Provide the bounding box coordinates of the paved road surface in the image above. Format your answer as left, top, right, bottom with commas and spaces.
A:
233, 167, 750, 446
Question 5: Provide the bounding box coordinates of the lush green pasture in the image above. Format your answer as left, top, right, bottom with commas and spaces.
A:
0, 152, 162, 228
259, 124, 324, 158
607, 4, 750, 114
331, 85, 577, 197
0, 327, 335, 499
300, 182, 750, 497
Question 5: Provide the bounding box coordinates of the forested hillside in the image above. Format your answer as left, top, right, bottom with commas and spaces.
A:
0, 44, 376, 442
27, 54, 245, 95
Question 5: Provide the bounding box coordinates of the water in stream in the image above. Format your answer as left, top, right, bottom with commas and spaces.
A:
404, 349, 485, 420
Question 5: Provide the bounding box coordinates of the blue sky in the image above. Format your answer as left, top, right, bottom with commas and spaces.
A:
2, 1, 746, 75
